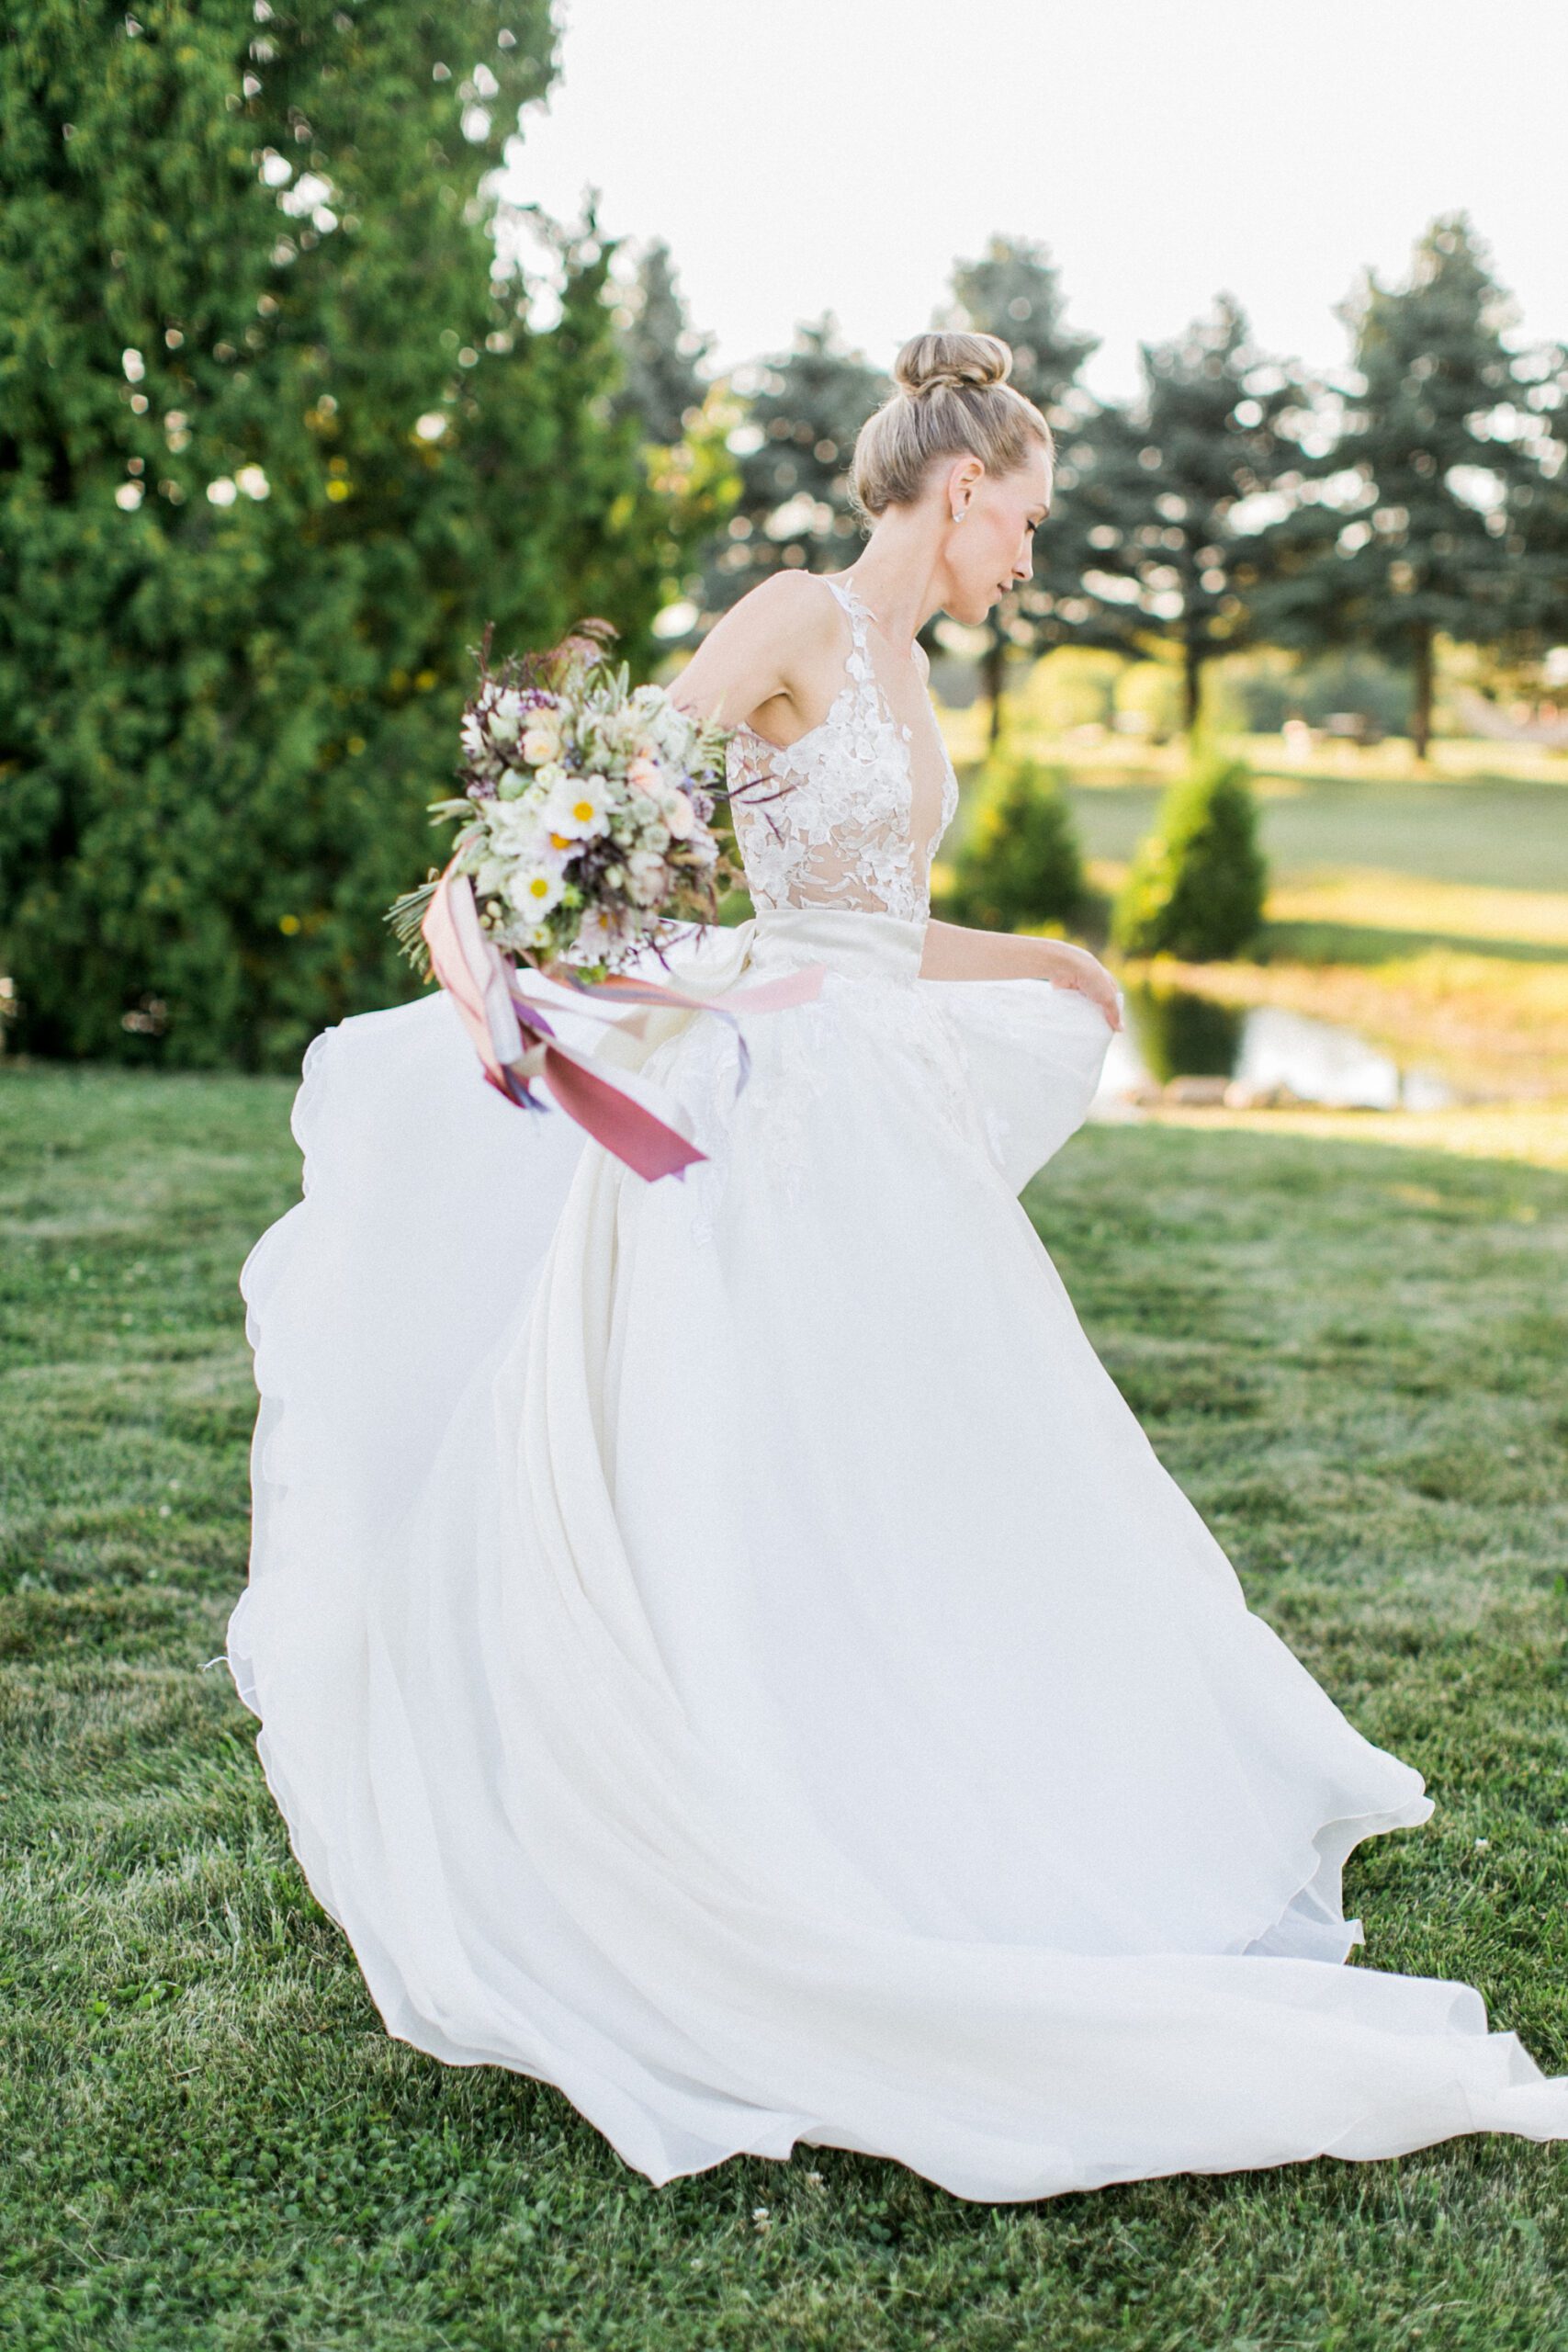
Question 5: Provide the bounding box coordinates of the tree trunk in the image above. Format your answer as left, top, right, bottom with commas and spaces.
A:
1411, 623, 1434, 763
983, 630, 1006, 747
1182, 634, 1202, 737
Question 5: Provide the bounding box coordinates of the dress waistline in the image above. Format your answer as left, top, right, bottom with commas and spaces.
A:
745, 904, 927, 984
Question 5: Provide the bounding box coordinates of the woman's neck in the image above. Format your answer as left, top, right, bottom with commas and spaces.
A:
828, 512, 949, 650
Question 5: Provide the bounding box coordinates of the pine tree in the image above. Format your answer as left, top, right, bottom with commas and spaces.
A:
700, 315, 887, 616
1076, 299, 1301, 733
1111, 752, 1268, 962
939, 753, 1089, 935
608, 236, 739, 649
0, 1, 690, 1068
611, 237, 713, 450
1266, 217, 1568, 757
942, 235, 1106, 734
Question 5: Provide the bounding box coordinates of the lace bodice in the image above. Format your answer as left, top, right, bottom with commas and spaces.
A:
727, 576, 960, 924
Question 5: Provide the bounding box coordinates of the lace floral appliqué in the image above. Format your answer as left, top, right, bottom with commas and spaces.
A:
728, 581, 958, 925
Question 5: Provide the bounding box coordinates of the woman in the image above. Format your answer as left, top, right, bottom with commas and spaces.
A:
229, 332, 1567, 2201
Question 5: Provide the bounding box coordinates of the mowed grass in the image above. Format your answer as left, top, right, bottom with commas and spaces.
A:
3, 1065, 1568, 2351
1061, 773, 1568, 897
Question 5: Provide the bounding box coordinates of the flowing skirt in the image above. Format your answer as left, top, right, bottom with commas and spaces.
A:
227, 904, 1568, 2200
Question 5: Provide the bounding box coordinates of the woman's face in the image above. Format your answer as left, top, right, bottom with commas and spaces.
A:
941, 444, 1053, 626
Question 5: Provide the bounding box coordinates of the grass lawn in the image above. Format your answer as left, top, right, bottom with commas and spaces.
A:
3, 1065, 1568, 2350
1059, 771, 1568, 899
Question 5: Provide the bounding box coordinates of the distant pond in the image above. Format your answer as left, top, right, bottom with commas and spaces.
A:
1096, 984, 1457, 1113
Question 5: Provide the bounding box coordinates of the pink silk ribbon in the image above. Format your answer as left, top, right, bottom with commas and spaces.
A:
420, 872, 825, 1182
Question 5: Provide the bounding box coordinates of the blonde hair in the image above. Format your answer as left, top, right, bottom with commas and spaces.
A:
849, 331, 1053, 521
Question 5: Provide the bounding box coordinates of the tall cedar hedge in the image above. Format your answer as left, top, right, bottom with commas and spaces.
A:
1, 1, 691, 1068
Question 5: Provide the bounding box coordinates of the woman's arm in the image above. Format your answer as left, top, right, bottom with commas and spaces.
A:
919, 918, 1123, 1029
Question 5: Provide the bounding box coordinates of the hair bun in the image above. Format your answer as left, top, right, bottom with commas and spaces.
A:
894, 331, 1013, 398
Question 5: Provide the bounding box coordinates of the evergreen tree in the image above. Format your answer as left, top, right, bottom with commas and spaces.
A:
1077, 298, 1301, 732
1264, 217, 1568, 757
700, 315, 886, 617
0, 1, 690, 1069
939, 752, 1089, 935
1111, 752, 1268, 962
942, 235, 1107, 734
611, 236, 712, 449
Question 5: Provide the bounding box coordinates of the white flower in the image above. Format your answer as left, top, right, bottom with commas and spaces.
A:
505, 860, 567, 919
571, 907, 632, 962
488, 687, 526, 745
542, 774, 610, 841
626, 849, 668, 906
484, 799, 551, 856
533, 759, 567, 796
630, 683, 693, 763
521, 711, 563, 764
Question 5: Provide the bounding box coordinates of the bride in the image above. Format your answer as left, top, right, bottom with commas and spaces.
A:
228, 331, 1568, 2201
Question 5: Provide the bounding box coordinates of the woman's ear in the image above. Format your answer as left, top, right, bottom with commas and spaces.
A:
944, 455, 984, 519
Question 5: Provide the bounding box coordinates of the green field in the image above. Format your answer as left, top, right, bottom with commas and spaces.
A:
1062, 773, 1568, 897
3, 1066, 1567, 2348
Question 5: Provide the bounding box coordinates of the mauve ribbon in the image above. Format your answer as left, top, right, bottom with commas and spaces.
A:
420, 873, 824, 1182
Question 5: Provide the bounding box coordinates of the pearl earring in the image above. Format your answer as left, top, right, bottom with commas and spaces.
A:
952, 507, 965, 524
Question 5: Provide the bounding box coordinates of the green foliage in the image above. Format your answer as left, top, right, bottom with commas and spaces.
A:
1016, 644, 1123, 736
1261, 217, 1568, 755
1112, 752, 1268, 960
1113, 656, 1185, 743
941, 752, 1089, 933
1075, 297, 1303, 729
611, 237, 713, 451
0, 0, 698, 1070
1226, 645, 1416, 739
6, 1068, 1568, 2346
700, 316, 887, 615
611, 246, 739, 636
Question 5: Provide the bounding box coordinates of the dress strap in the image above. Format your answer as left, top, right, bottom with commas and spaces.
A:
823, 577, 879, 718
825, 574, 872, 640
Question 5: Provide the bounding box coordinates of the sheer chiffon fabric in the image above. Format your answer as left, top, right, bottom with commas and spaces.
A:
229, 581, 1568, 2200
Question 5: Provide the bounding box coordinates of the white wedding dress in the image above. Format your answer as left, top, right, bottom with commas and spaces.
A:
228, 573, 1568, 2201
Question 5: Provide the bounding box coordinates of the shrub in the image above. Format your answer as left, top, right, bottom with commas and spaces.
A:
940, 753, 1089, 934
0, 4, 694, 1071
1111, 753, 1268, 961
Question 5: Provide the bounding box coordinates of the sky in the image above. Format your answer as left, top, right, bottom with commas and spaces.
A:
502, 0, 1567, 401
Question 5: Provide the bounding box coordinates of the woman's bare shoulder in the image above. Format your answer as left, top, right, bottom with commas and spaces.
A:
672, 571, 844, 729
716, 567, 840, 650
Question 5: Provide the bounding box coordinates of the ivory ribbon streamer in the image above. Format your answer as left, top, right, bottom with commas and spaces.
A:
420, 873, 824, 1182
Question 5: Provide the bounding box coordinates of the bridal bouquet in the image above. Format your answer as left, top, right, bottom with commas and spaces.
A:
389, 620, 819, 1181
390, 617, 734, 978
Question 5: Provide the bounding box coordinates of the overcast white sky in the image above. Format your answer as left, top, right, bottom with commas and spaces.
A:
502, 0, 1566, 400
